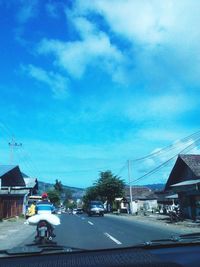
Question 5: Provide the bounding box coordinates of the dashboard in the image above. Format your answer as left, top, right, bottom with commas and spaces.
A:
0, 244, 200, 267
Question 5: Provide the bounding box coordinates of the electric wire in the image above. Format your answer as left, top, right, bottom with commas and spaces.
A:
130, 136, 200, 184
130, 129, 200, 163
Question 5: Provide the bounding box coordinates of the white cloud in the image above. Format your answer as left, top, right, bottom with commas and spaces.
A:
75, 0, 200, 47
72, 0, 200, 85
38, 15, 128, 84
21, 64, 69, 99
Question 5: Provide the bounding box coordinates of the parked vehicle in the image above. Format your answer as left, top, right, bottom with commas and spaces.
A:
76, 208, 83, 214
168, 207, 184, 223
25, 195, 42, 219
72, 208, 77, 215
87, 201, 104, 217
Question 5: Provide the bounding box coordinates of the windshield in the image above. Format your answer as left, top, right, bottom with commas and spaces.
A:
1, 0, 200, 255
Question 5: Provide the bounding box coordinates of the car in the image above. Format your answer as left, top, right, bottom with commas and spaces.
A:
87, 201, 104, 217
76, 208, 83, 214
72, 209, 77, 215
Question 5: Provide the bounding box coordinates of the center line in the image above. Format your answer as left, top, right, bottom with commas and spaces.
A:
104, 232, 122, 245
88, 221, 94, 225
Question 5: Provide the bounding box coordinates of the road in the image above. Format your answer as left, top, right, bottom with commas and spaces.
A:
21, 213, 185, 249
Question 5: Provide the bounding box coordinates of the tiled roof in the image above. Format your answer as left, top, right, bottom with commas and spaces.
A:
180, 154, 200, 177
125, 186, 155, 200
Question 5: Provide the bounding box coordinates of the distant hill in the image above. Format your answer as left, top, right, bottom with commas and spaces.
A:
38, 181, 85, 199
143, 183, 165, 191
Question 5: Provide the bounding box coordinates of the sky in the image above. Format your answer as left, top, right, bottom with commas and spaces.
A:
0, 0, 200, 188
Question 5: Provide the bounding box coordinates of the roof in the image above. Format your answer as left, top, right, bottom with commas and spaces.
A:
171, 179, 200, 187
125, 186, 158, 200
165, 194, 178, 199
125, 186, 151, 198
180, 154, 200, 177
0, 165, 25, 187
0, 165, 17, 177
24, 178, 37, 188
165, 154, 200, 191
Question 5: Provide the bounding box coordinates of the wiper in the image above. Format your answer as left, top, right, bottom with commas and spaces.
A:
143, 232, 200, 247
0, 244, 87, 257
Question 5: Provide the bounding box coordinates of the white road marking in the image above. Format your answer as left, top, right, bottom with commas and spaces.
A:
104, 232, 122, 245
88, 221, 94, 225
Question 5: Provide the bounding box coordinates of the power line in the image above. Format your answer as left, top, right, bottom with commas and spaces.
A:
117, 163, 127, 176
130, 136, 200, 184
130, 129, 200, 163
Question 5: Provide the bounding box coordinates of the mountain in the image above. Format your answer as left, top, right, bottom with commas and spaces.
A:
38, 181, 85, 199
143, 183, 165, 191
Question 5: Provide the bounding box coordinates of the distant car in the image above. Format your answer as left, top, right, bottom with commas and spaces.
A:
72, 208, 77, 215
87, 201, 104, 217
76, 208, 83, 214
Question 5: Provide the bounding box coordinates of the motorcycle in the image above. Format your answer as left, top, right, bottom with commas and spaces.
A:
169, 208, 184, 223
35, 220, 55, 244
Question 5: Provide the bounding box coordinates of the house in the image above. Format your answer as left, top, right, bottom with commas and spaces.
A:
155, 191, 179, 214
125, 186, 158, 213
114, 197, 129, 213
0, 165, 28, 219
23, 176, 38, 196
165, 154, 200, 220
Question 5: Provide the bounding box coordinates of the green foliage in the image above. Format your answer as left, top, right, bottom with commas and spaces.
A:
83, 170, 125, 209
65, 202, 76, 209
47, 189, 60, 206
54, 179, 63, 194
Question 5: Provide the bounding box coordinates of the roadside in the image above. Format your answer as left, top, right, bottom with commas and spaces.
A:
107, 212, 200, 234
0, 217, 35, 250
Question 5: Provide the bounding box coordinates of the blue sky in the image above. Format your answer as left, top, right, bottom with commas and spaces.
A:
0, 0, 200, 188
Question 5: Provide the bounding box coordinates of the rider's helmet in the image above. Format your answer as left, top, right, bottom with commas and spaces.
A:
41, 192, 48, 199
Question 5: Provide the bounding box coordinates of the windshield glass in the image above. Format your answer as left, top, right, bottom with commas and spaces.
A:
1, 0, 200, 255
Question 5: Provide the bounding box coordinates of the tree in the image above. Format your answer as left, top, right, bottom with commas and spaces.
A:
63, 189, 73, 207
83, 170, 125, 210
96, 171, 125, 208
83, 186, 99, 206
54, 179, 63, 194
47, 189, 60, 206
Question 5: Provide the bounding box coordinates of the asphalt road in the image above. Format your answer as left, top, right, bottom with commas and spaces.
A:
21, 213, 184, 250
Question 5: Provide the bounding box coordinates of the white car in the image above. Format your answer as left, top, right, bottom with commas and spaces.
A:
72, 209, 77, 215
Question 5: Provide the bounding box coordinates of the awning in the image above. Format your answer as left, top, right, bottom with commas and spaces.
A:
171, 179, 200, 187
165, 194, 178, 199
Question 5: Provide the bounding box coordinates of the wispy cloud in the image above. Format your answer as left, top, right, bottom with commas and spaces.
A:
21, 64, 69, 99
37, 14, 128, 84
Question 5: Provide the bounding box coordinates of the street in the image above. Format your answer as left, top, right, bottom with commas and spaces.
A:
20, 213, 186, 250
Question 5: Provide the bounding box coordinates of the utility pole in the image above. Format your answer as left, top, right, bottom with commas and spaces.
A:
8, 138, 22, 164
128, 160, 133, 214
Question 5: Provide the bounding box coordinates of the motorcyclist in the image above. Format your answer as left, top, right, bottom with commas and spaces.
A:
35, 192, 56, 238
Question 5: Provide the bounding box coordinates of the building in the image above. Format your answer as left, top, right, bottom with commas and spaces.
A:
114, 197, 129, 213
125, 186, 158, 213
0, 165, 28, 219
165, 154, 200, 220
